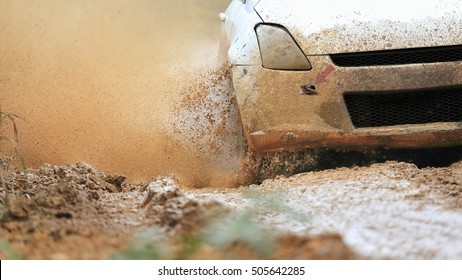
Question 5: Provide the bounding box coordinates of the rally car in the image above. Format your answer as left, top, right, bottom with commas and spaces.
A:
219, 0, 462, 153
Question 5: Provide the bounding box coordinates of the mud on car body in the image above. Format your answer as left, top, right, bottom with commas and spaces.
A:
219, 0, 462, 153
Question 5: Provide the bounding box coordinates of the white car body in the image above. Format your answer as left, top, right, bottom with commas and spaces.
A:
220, 0, 462, 152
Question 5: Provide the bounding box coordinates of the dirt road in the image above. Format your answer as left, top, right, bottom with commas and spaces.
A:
1, 157, 461, 260
191, 160, 462, 259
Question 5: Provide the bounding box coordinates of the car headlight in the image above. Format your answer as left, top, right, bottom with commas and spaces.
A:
255, 23, 312, 71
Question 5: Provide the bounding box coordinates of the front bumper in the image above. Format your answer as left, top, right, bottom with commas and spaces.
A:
231, 56, 462, 152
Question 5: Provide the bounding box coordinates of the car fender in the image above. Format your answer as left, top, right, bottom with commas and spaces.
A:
221, 0, 262, 66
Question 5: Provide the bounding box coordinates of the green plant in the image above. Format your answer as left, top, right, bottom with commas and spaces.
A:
243, 188, 309, 223
113, 213, 276, 260
0, 237, 22, 260
111, 228, 170, 260
203, 212, 276, 257
112, 188, 311, 260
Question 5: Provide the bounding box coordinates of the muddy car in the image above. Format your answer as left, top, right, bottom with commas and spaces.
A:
219, 0, 462, 153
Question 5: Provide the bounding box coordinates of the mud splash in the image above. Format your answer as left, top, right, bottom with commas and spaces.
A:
167, 64, 246, 187
0, 0, 240, 187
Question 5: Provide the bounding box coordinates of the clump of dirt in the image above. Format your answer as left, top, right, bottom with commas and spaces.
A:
274, 233, 358, 260
1, 161, 128, 222
186, 233, 358, 260
0, 159, 136, 259
139, 176, 224, 234
375, 160, 462, 208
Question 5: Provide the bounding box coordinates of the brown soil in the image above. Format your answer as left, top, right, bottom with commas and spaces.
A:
3, 154, 462, 260
0, 158, 358, 260
2, 155, 462, 259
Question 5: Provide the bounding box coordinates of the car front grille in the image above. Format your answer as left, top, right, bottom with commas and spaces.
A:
344, 87, 462, 128
330, 45, 462, 67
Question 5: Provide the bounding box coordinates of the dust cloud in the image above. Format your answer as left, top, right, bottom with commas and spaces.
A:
0, 0, 244, 187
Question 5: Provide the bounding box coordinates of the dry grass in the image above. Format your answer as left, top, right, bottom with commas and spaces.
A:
0, 106, 25, 167
0, 104, 27, 215
0, 104, 27, 259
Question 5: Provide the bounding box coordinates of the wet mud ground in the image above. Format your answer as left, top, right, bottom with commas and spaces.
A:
1, 155, 462, 260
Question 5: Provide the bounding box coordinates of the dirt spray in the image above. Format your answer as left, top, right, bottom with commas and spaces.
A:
0, 0, 244, 187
